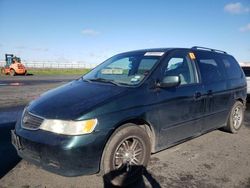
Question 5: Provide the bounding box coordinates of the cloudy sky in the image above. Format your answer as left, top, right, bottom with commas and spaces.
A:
0, 0, 249, 64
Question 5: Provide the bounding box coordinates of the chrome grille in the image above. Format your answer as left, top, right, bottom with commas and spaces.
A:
21, 110, 44, 130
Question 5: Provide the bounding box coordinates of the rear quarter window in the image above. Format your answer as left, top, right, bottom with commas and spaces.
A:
221, 55, 243, 79
195, 51, 225, 84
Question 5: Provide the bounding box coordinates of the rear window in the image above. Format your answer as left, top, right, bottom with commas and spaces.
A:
221, 55, 242, 79
195, 51, 225, 84
242, 66, 250, 77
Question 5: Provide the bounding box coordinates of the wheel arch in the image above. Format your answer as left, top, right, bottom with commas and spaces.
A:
114, 118, 157, 153
235, 97, 246, 110
99, 117, 157, 174
236, 97, 244, 104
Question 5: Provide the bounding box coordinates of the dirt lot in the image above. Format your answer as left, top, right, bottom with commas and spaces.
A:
0, 76, 250, 188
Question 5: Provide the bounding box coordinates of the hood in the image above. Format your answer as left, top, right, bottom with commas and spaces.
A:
28, 78, 127, 120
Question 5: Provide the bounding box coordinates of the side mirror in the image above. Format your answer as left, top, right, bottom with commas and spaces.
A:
157, 76, 180, 88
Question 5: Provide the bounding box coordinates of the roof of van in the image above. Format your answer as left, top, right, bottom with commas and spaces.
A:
124, 47, 230, 55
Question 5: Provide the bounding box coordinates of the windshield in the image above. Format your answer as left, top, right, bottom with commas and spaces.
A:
83, 52, 162, 86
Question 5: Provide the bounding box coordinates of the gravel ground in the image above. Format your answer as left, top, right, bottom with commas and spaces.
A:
0, 75, 249, 188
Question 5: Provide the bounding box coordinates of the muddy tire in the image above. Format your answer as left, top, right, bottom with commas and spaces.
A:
102, 124, 151, 187
224, 101, 245, 133
10, 69, 16, 76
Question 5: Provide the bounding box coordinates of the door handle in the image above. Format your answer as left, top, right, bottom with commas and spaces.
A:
194, 92, 202, 99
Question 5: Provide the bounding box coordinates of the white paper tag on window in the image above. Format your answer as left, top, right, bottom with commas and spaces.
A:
144, 52, 165, 56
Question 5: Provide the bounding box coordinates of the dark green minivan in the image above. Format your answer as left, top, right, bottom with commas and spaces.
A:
12, 47, 247, 186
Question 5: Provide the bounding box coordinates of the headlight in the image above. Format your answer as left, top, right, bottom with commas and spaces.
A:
40, 119, 98, 135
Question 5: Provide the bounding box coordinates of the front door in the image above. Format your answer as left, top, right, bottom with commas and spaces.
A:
155, 50, 205, 148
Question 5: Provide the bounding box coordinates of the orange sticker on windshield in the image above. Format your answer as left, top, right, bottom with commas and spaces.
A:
189, 52, 196, 60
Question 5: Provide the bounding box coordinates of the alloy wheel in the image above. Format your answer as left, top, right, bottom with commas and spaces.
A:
113, 137, 144, 172
232, 105, 243, 129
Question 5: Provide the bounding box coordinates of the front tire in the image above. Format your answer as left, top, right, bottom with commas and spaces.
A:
224, 101, 244, 133
102, 124, 151, 187
10, 69, 16, 76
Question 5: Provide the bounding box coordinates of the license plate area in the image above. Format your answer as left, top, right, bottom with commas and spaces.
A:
11, 130, 23, 150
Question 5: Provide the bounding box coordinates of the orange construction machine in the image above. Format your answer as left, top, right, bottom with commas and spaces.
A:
1, 54, 27, 76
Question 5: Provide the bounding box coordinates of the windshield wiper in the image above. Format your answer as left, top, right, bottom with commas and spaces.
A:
87, 78, 121, 86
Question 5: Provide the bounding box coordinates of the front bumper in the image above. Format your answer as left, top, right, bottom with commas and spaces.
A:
13, 119, 109, 177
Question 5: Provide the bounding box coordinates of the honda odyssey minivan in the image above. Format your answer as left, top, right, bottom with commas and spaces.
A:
12, 46, 247, 186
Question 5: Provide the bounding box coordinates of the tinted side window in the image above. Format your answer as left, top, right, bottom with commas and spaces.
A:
221, 56, 242, 79
196, 52, 225, 84
162, 51, 198, 85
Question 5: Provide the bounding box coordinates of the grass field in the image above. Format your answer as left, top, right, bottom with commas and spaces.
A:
27, 68, 91, 75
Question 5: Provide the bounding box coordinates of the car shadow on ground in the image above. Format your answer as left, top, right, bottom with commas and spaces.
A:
0, 122, 21, 178
103, 166, 161, 188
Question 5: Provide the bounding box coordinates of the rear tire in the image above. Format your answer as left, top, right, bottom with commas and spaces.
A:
102, 124, 151, 187
224, 101, 244, 133
10, 69, 16, 76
